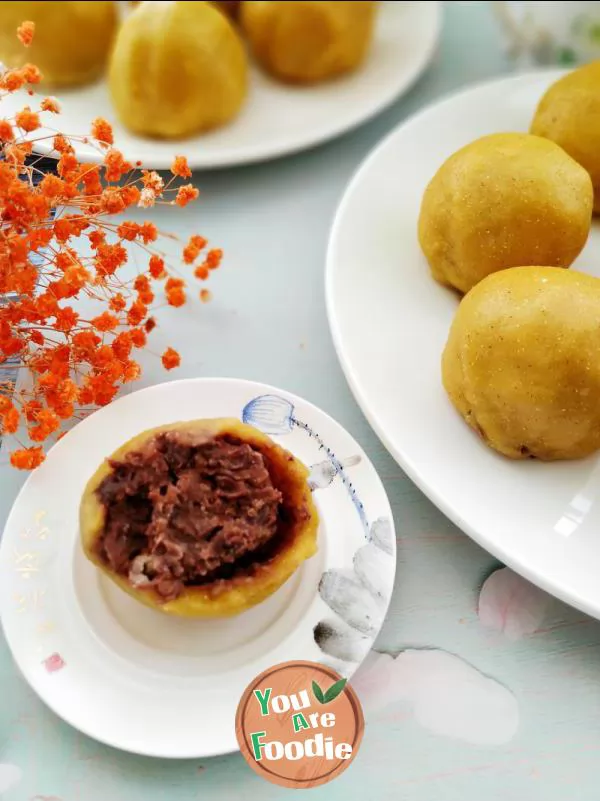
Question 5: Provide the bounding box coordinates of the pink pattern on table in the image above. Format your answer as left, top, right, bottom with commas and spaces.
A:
478, 567, 551, 640
352, 648, 519, 745
0, 764, 22, 795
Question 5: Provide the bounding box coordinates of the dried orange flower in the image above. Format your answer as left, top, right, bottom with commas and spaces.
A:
91, 117, 113, 146
21, 63, 41, 84
183, 234, 207, 264
10, 447, 44, 470
104, 148, 132, 181
0, 120, 14, 142
15, 106, 40, 132
148, 255, 165, 279
90, 312, 119, 332
161, 348, 181, 371
171, 155, 192, 179
1, 407, 20, 435
175, 185, 199, 207
0, 24, 222, 470
17, 21, 34, 47
40, 96, 60, 113
138, 188, 155, 209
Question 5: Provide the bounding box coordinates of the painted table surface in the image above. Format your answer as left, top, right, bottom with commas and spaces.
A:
2, 3, 600, 800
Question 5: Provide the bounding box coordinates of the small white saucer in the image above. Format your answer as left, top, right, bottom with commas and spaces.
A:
0, 378, 395, 757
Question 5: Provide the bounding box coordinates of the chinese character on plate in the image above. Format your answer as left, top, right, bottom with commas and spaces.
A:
42, 653, 65, 674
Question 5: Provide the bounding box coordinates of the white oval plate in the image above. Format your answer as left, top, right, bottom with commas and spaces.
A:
326, 69, 600, 621
0, 378, 395, 758
1, 1, 440, 169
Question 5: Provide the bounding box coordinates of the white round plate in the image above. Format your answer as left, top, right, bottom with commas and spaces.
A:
1, 1, 440, 170
326, 69, 600, 621
0, 378, 395, 757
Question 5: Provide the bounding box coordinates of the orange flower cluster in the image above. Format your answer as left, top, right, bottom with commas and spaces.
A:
0, 24, 221, 470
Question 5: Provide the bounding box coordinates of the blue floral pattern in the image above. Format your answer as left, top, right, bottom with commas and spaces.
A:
242, 393, 395, 668
242, 394, 369, 533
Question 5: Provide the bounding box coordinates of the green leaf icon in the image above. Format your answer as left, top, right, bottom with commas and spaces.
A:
312, 680, 325, 704
324, 678, 347, 704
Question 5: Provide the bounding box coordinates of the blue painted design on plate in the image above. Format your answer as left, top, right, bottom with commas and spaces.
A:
242, 393, 368, 533
242, 394, 394, 665
315, 517, 395, 665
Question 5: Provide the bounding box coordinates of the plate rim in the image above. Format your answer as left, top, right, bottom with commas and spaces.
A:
324, 67, 600, 621
21, 1, 442, 170
0, 376, 396, 758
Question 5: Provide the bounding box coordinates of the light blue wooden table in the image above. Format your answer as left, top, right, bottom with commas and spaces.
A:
3, 3, 600, 799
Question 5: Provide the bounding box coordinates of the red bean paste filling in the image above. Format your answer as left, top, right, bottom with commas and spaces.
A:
95, 432, 289, 602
